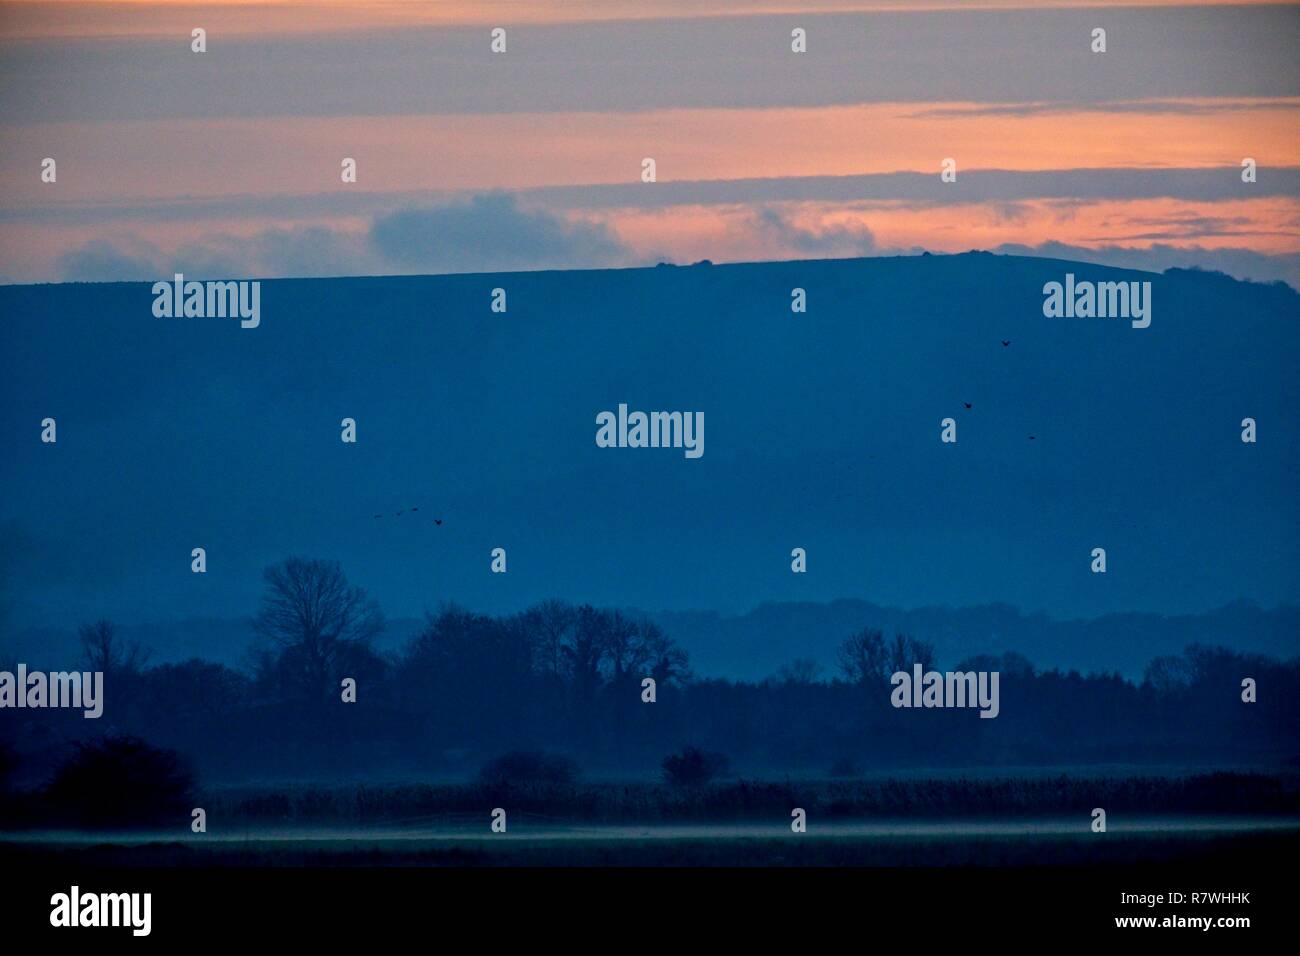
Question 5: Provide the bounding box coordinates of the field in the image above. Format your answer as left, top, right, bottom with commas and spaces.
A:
4, 772, 1297, 867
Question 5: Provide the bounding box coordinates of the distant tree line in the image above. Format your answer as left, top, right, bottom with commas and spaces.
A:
2, 557, 1296, 785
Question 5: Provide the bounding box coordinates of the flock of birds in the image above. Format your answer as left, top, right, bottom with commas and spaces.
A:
963, 340, 1034, 439
373, 507, 442, 525
368, 342, 1030, 528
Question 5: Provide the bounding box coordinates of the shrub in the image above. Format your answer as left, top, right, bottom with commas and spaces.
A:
42, 734, 195, 829
478, 750, 580, 787
662, 746, 729, 787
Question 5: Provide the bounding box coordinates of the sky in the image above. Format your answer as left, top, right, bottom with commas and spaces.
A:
0, 1, 1297, 286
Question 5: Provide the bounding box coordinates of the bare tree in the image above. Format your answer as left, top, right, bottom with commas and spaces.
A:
636, 618, 690, 687
597, 610, 641, 681
1143, 654, 1194, 695
78, 619, 150, 675
998, 650, 1035, 679
886, 632, 936, 675
775, 658, 824, 685
519, 599, 576, 679
837, 627, 889, 683
564, 605, 608, 701
253, 557, 384, 703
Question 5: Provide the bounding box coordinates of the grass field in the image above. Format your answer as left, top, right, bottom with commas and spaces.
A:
4, 818, 1297, 867
6, 771, 1296, 866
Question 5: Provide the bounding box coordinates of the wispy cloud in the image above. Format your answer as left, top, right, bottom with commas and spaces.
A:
55, 226, 371, 281
12, 167, 1299, 229
52, 194, 634, 280
43, 190, 1300, 291
532, 168, 1300, 208
4, 6, 1297, 121
907, 97, 1300, 118
369, 194, 628, 273
751, 206, 876, 255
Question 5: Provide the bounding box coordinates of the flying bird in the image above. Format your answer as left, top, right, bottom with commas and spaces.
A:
1001, 340, 1010, 347
1028, 435, 1036, 440
372, 505, 438, 520
434, 519, 443, 526
963, 402, 972, 410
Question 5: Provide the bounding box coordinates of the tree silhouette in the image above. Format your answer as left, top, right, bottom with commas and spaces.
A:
662, 745, 729, 787
43, 734, 194, 829
838, 627, 889, 683
253, 557, 384, 704
775, 658, 824, 685
78, 619, 150, 676
1143, 654, 1194, 695
479, 750, 579, 786
517, 599, 576, 680
565, 605, 608, 704
886, 632, 937, 674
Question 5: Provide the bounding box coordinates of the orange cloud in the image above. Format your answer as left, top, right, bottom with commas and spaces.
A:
4, 99, 1297, 205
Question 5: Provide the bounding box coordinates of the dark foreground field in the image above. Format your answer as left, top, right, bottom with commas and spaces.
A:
3, 819, 1297, 868
4, 771, 1297, 867
4, 778, 1289, 940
